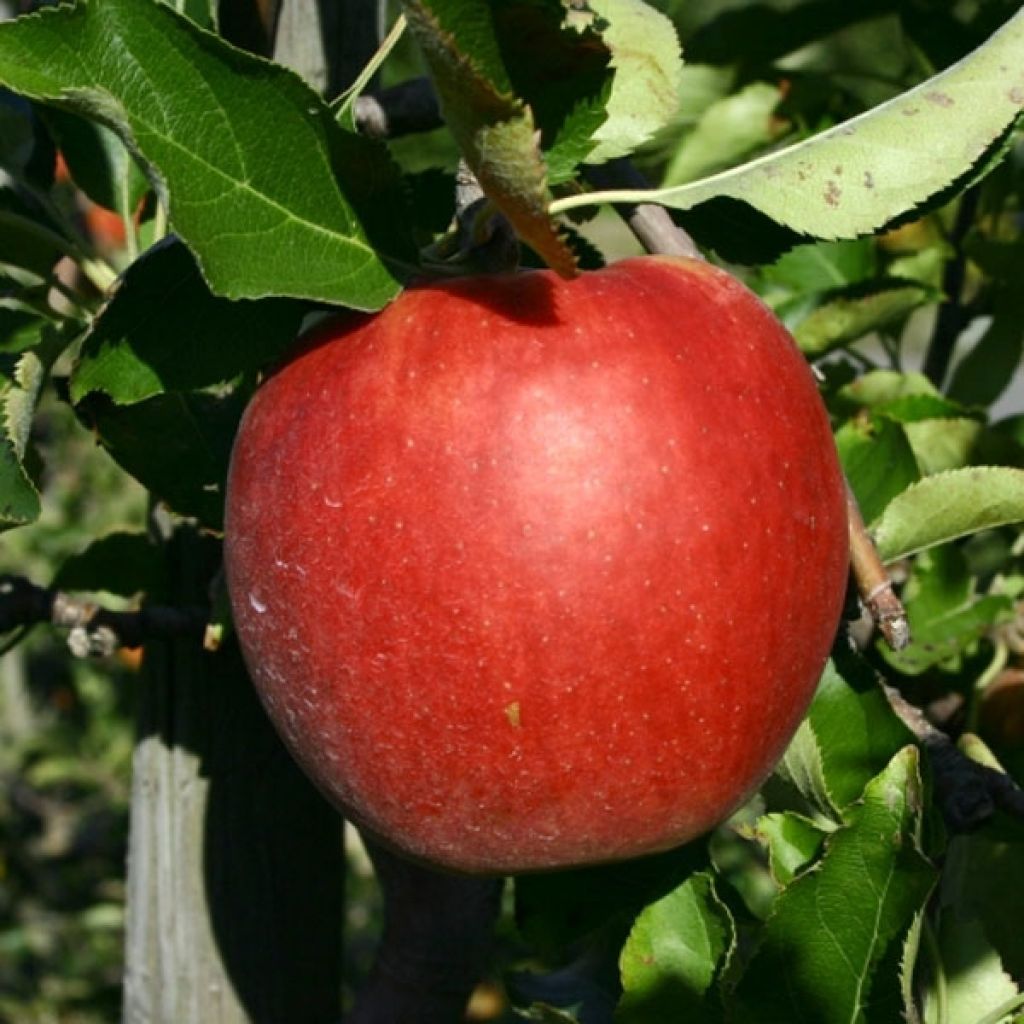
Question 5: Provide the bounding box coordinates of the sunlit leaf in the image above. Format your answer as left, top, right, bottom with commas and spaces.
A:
0, 322, 63, 531
552, 11, 1024, 241
0, 0, 413, 308
662, 83, 785, 188
774, 647, 912, 819
903, 418, 984, 476
617, 871, 733, 1023
585, 0, 683, 165
733, 747, 937, 1024
754, 812, 828, 887
794, 282, 936, 357
874, 468, 1024, 561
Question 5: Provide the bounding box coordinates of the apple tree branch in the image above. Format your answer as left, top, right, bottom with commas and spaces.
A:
0, 573, 207, 657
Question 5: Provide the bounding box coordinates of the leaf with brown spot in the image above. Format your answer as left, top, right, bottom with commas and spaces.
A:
552, 8, 1024, 242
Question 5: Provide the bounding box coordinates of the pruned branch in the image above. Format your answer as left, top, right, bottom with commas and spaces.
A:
845, 485, 910, 652
0, 574, 207, 657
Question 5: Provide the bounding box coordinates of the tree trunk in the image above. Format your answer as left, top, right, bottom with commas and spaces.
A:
122, 527, 345, 1023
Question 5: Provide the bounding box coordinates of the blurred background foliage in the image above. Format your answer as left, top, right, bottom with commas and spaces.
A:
0, 394, 144, 1024
1, 0, 1024, 1020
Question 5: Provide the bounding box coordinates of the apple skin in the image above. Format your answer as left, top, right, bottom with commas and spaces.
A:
224, 256, 849, 875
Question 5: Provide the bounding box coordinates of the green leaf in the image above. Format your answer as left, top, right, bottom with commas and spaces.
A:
0, 322, 63, 531
551, 10, 1024, 240
923, 918, 1020, 1024
773, 646, 913, 819
762, 238, 878, 296
903, 418, 984, 476
924, 831, 1024, 1024
70, 238, 307, 405
616, 871, 733, 1023
838, 370, 940, 411
493, 2, 612, 186
794, 281, 937, 357
837, 415, 920, 526
880, 546, 1012, 676
733, 747, 937, 1024
584, 0, 683, 166
401, 0, 577, 276
874, 468, 1024, 561
774, 718, 834, 822
874, 393, 973, 424
939, 833, 1024, 984
899, 911, 926, 1024
663, 83, 786, 188
53, 530, 166, 598
0, 308, 48, 354
0, 0, 413, 308
76, 386, 248, 530
180, 0, 217, 31
754, 812, 829, 888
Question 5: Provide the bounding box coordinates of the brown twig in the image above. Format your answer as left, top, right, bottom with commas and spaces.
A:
581, 159, 702, 260
0, 574, 207, 657
881, 681, 1024, 831
845, 485, 911, 652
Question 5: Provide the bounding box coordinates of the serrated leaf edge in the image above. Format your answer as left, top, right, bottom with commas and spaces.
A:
874, 466, 1024, 561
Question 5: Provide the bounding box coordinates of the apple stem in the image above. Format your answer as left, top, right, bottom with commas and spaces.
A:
845, 484, 911, 652
880, 681, 1024, 832
421, 160, 521, 274
582, 159, 702, 260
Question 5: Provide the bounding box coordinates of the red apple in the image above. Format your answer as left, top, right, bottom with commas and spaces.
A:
224, 256, 849, 874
